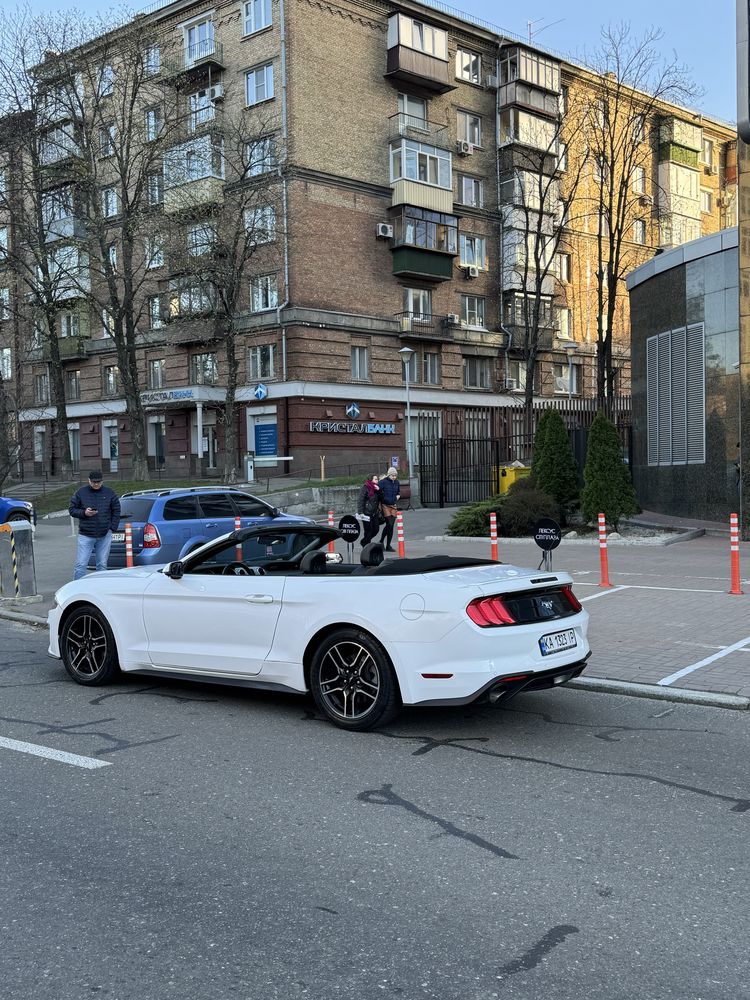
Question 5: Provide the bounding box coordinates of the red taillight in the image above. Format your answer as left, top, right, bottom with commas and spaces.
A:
561, 585, 582, 613
466, 595, 517, 628
142, 522, 161, 548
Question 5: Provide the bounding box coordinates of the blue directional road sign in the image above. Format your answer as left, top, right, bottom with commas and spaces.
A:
254, 383, 268, 401
346, 402, 360, 419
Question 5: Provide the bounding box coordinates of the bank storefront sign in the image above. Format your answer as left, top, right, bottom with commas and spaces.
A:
309, 421, 396, 435
141, 388, 195, 404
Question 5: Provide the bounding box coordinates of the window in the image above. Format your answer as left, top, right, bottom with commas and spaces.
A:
163, 496, 200, 520
60, 311, 79, 338
101, 186, 118, 217
461, 295, 485, 328
145, 107, 163, 141
102, 365, 118, 396
147, 172, 163, 206
633, 219, 646, 245
0, 226, 7, 257
169, 280, 214, 317
594, 154, 608, 184
647, 325, 705, 465
99, 123, 116, 157
463, 356, 491, 389
700, 189, 713, 214
189, 90, 214, 131
145, 235, 164, 268
66, 369, 81, 401
456, 48, 481, 84
187, 222, 216, 255
457, 111, 481, 146
553, 361, 577, 395
190, 352, 218, 385
507, 359, 528, 391
459, 234, 486, 268
701, 137, 714, 167
0, 166, 7, 197
558, 252, 571, 283
457, 174, 483, 207
42, 186, 74, 224
35, 371, 50, 404
557, 141, 568, 172
245, 63, 274, 106
186, 19, 214, 64
498, 48, 559, 91
248, 344, 275, 381
0, 347, 10, 381
397, 93, 427, 130
107, 242, 118, 271
390, 138, 451, 189
0, 287, 9, 320
560, 85, 569, 115
98, 65, 114, 97
392, 207, 457, 253
244, 0, 271, 35
633, 114, 646, 143
351, 345, 369, 381
423, 351, 440, 385
387, 14, 448, 59
198, 494, 235, 518
403, 287, 431, 320
250, 274, 278, 312
144, 45, 161, 76
148, 358, 166, 389
244, 205, 276, 243
164, 135, 225, 187
632, 166, 646, 195
245, 136, 277, 176
499, 108, 557, 151
233, 494, 270, 516
148, 295, 163, 329
101, 310, 115, 337
556, 306, 571, 339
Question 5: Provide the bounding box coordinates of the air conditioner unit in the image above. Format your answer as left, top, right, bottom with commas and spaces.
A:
456, 140, 474, 156
208, 84, 224, 102
484, 74, 498, 90
465, 265, 480, 279
705, 164, 717, 175
445, 312, 461, 326
638, 194, 653, 207
376, 223, 394, 239
504, 377, 518, 391
717, 194, 730, 208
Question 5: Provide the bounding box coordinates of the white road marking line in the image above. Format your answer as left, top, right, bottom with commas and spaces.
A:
580, 586, 630, 601
0, 736, 111, 770
658, 633, 750, 686
626, 584, 726, 594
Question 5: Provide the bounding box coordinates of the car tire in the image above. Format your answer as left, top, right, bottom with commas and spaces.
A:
60, 604, 120, 686
310, 627, 401, 731
7, 513, 30, 522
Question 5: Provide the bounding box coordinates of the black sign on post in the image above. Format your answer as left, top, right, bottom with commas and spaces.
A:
338, 515, 360, 542
534, 518, 562, 570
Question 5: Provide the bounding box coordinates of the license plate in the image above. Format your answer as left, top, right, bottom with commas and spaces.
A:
112, 532, 125, 542
539, 629, 577, 656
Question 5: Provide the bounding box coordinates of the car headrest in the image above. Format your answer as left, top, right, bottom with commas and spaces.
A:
360, 542, 385, 567
300, 551, 327, 574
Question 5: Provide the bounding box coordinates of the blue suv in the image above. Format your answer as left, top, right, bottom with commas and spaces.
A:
107, 487, 311, 568
0, 494, 36, 525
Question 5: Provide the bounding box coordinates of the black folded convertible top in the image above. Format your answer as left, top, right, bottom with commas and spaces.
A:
368, 555, 498, 575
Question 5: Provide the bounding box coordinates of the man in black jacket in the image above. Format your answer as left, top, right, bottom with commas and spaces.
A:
69, 471, 121, 580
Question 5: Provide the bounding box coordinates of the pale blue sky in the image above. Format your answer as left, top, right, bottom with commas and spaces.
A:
26, 0, 736, 122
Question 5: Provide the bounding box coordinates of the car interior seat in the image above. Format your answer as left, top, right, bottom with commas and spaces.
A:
300, 551, 327, 574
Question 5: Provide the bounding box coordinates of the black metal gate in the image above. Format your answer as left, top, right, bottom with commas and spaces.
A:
419, 438, 507, 506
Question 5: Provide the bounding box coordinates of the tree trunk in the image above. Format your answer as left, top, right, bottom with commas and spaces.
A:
0, 377, 11, 487
46, 320, 73, 478
223, 330, 238, 483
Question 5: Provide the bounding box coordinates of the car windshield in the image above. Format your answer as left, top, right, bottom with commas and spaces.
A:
186, 528, 330, 572
118, 498, 155, 523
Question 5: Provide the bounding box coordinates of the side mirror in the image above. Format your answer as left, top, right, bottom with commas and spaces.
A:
166, 560, 185, 579
269, 507, 281, 517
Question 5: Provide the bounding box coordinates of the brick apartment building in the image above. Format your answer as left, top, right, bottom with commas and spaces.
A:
0, 0, 738, 480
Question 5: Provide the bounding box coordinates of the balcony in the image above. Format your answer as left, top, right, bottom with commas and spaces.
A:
395, 312, 455, 341
166, 315, 220, 345
164, 175, 224, 214
45, 216, 87, 243
385, 46, 455, 94
162, 40, 225, 81
392, 247, 454, 281
41, 336, 87, 361
388, 113, 451, 150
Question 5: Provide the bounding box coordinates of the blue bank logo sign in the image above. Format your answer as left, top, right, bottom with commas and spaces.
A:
254, 383, 269, 401
345, 402, 360, 419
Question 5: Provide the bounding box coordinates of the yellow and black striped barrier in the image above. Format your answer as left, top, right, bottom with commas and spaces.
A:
0, 521, 38, 600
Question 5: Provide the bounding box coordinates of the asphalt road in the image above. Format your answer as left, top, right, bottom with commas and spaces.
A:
1, 619, 749, 1000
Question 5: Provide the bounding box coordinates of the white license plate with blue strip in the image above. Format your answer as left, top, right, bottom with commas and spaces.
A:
539, 629, 577, 656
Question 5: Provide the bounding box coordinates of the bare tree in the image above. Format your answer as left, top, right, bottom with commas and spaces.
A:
581, 23, 698, 402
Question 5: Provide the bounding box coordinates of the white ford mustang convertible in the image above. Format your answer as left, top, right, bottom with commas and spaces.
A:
49, 524, 590, 731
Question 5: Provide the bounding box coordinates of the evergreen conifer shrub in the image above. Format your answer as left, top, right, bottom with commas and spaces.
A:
581, 410, 638, 530
532, 408, 579, 508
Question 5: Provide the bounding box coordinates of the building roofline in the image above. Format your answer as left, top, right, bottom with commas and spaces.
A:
626, 226, 738, 291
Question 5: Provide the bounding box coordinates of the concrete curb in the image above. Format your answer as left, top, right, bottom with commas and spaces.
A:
569, 676, 750, 711
0, 608, 48, 628
426, 532, 699, 547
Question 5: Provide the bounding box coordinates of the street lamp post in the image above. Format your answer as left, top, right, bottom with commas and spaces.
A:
399, 346, 415, 475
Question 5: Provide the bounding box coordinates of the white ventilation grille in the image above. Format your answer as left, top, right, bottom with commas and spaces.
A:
646, 324, 705, 466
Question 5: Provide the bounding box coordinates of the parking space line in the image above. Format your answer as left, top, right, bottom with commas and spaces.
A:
580, 586, 630, 602
658, 633, 750, 686
0, 736, 111, 770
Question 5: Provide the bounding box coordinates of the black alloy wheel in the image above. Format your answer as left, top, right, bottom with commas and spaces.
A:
60, 605, 120, 686
310, 627, 400, 731
7, 513, 30, 522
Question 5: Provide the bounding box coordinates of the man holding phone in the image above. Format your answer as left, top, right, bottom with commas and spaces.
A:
69, 471, 121, 580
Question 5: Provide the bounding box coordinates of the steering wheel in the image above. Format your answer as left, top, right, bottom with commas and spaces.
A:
222, 562, 252, 576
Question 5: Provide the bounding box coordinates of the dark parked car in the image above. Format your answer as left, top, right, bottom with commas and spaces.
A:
0, 494, 36, 525
106, 487, 311, 567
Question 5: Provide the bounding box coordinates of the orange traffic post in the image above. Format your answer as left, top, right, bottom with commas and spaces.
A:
328, 510, 335, 553
125, 522, 133, 569
730, 512, 743, 595
396, 511, 405, 558
598, 513, 612, 588
235, 516, 243, 561
490, 511, 498, 562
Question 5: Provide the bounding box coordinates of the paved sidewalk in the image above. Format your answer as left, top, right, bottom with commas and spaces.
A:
3, 506, 750, 706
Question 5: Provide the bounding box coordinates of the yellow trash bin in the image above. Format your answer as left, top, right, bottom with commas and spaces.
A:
492, 465, 531, 494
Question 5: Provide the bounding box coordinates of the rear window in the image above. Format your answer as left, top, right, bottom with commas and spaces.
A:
163, 496, 200, 521
198, 493, 236, 518
118, 498, 155, 524
232, 493, 272, 517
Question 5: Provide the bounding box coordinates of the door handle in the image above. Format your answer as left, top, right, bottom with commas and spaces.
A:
205, 521, 217, 527
245, 594, 273, 604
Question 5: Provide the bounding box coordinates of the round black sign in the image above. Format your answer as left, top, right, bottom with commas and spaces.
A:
338, 515, 360, 542
534, 517, 562, 551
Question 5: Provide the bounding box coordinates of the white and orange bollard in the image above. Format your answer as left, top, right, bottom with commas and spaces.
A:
125, 522, 133, 569
490, 512, 498, 562
235, 516, 243, 561
730, 512, 743, 595
328, 510, 335, 553
396, 511, 405, 558
598, 513, 611, 588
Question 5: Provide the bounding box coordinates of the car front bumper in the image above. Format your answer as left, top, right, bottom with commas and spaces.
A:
48, 606, 61, 659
